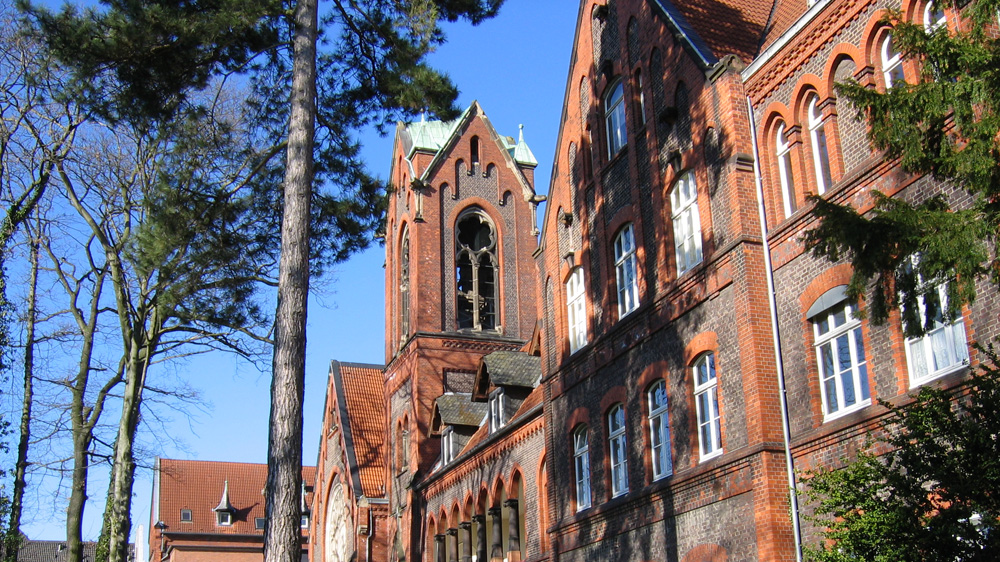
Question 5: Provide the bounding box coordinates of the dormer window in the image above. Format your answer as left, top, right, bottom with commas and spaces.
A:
456, 210, 498, 331
488, 389, 506, 432
180, 509, 192, 522
300, 514, 310, 528
255, 517, 266, 530
441, 426, 456, 464
214, 479, 235, 526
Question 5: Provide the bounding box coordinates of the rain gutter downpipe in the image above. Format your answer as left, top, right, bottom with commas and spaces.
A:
745, 95, 804, 562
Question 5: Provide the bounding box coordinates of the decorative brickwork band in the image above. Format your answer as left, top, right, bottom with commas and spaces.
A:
504, 499, 521, 562
434, 534, 446, 562
472, 514, 487, 562
488, 507, 504, 562
459, 522, 473, 562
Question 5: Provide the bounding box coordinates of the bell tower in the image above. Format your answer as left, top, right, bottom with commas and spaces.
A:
381, 102, 542, 561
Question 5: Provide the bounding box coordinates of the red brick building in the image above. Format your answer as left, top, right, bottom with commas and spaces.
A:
148, 458, 314, 562
312, 0, 995, 560
313, 102, 546, 562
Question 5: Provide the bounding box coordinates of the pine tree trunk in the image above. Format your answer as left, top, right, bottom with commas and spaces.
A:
264, 0, 316, 559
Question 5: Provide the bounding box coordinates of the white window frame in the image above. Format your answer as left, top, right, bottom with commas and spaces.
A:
614, 225, 639, 318
670, 171, 703, 275
605, 80, 627, 157
881, 34, 905, 88
807, 95, 833, 194
924, 1, 947, 33
566, 267, 588, 354
441, 426, 455, 464
648, 380, 672, 480
488, 388, 505, 433
255, 517, 266, 530
301, 514, 310, 529
902, 258, 969, 387
694, 353, 722, 461
180, 509, 193, 522
813, 301, 871, 420
776, 123, 797, 218
608, 405, 629, 498
573, 426, 591, 511
217, 511, 232, 526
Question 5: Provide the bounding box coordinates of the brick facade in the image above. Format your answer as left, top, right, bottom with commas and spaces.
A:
311, 0, 997, 560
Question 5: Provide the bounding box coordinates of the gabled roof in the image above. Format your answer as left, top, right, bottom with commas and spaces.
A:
472, 351, 541, 400
14, 540, 103, 562
154, 458, 315, 536
650, 0, 773, 66
391, 101, 538, 202
329, 361, 387, 498
430, 394, 489, 435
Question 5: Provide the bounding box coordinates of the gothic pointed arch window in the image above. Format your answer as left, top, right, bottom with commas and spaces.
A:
456, 209, 498, 330
399, 228, 410, 343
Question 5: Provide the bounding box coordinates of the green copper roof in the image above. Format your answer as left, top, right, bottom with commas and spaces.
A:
405, 113, 463, 156
511, 124, 537, 166
401, 109, 536, 167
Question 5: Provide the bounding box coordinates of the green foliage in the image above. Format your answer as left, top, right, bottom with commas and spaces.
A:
806, 0, 1000, 335
802, 347, 1000, 561
22, 0, 282, 123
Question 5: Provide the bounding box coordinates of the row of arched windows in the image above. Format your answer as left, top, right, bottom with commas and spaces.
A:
562, 179, 704, 357
425, 468, 541, 562
764, 0, 951, 223
570, 351, 721, 512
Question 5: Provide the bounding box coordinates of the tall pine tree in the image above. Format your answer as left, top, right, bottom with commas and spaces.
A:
23, 2, 506, 561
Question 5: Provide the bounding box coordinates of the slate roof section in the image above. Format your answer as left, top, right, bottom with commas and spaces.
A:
430, 394, 489, 434
473, 351, 541, 399
14, 540, 103, 562
330, 361, 387, 498
154, 458, 315, 536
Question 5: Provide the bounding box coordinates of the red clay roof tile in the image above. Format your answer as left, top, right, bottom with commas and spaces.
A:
334, 363, 387, 498
155, 458, 315, 536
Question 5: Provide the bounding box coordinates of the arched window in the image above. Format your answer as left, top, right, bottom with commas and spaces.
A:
809, 293, 870, 419
924, 1, 947, 33
807, 95, 833, 194
671, 171, 703, 274
605, 80, 627, 157
632, 69, 646, 126
456, 210, 498, 330
648, 380, 672, 480
775, 123, 797, 218
693, 353, 722, 460
614, 224, 639, 318
608, 404, 629, 497
900, 255, 970, 386
471, 136, 481, 168
566, 267, 588, 353
881, 34, 905, 88
573, 426, 591, 510
399, 229, 410, 342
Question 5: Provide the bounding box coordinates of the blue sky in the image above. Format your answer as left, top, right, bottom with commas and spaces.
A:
21, 0, 579, 544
